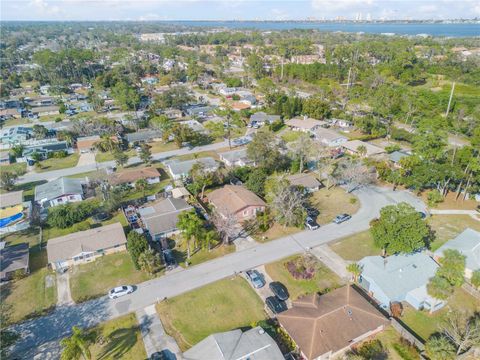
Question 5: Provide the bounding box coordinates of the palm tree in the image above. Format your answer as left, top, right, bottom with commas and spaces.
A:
135, 179, 148, 196
94, 135, 117, 153
346, 263, 362, 282
60, 326, 91, 360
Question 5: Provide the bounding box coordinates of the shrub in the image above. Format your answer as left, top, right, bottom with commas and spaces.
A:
427, 190, 444, 207
285, 255, 317, 280
47, 201, 98, 228
385, 144, 401, 153
357, 339, 388, 360
471, 269, 480, 288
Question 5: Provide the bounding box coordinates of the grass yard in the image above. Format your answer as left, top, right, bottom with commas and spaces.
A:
69, 252, 150, 303
281, 130, 302, 143
1, 118, 31, 127
309, 187, 360, 225
36, 154, 80, 172
171, 235, 235, 267
148, 140, 178, 153
1, 249, 57, 325
265, 255, 342, 300
422, 191, 479, 210
87, 314, 147, 360
428, 215, 480, 251
330, 230, 381, 261
372, 326, 421, 360
157, 277, 266, 351
0, 162, 27, 175
95, 149, 136, 163
0, 227, 41, 247
174, 151, 220, 161
253, 223, 301, 243
401, 287, 480, 341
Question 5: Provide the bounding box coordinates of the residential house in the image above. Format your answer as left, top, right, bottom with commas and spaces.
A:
314, 128, 348, 147
181, 120, 206, 133
0, 108, 22, 119
108, 167, 161, 187
171, 187, 190, 199
218, 148, 253, 167
30, 105, 60, 117
34, 177, 85, 208
184, 104, 214, 118
0, 242, 30, 281
0, 126, 32, 145
22, 140, 72, 162
277, 285, 389, 360
342, 140, 386, 157
164, 157, 218, 180
389, 150, 410, 167
250, 112, 280, 125
164, 108, 183, 119
219, 87, 238, 97
286, 117, 327, 134
125, 129, 162, 146
139, 197, 193, 241
231, 102, 251, 111
287, 172, 322, 192
434, 228, 480, 279
330, 118, 353, 128
358, 253, 445, 312
183, 326, 284, 360
46, 222, 127, 270
76, 135, 100, 153
207, 185, 266, 222
0, 191, 31, 234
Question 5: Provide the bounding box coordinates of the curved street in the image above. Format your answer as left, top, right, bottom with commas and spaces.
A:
9, 185, 426, 358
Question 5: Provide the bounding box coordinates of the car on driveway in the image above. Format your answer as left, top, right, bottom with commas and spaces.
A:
269, 281, 289, 301
108, 285, 134, 299
333, 213, 352, 224
265, 296, 288, 314
305, 216, 319, 230
246, 269, 265, 288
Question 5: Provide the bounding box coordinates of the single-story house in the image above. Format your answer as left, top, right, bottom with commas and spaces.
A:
0, 126, 32, 145
183, 326, 284, 360
342, 140, 386, 157
218, 148, 253, 167
108, 167, 161, 187
287, 172, 322, 192
180, 120, 206, 133
164, 108, 183, 119
434, 228, 480, 279
314, 128, 348, 147
46, 222, 127, 270
277, 285, 389, 360
0, 191, 31, 234
0, 242, 30, 281
30, 105, 60, 117
139, 197, 193, 241
207, 185, 266, 222
330, 118, 353, 128
250, 112, 280, 125
389, 150, 411, 167
125, 130, 162, 145
76, 135, 100, 153
164, 157, 218, 180
34, 177, 85, 208
358, 253, 445, 312
22, 140, 73, 162
286, 117, 327, 134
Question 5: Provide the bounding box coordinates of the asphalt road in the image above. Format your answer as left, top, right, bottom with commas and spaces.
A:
8, 185, 425, 358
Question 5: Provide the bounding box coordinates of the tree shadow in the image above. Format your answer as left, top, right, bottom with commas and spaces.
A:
97, 326, 140, 360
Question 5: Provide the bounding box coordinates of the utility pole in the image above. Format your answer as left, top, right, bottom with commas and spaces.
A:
346, 67, 352, 90
445, 81, 455, 118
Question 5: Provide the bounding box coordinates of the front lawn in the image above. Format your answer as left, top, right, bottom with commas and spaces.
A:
309, 187, 360, 225
148, 141, 178, 153
170, 235, 235, 267
95, 149, 135, 163
87, 313, 147, 360
1, 249, 56, 325
428, 214, 480, 251
0, 162, 27, 175
330, 230, 381, 261
281, 130, 302, 143
69, 252, 150, 303
253, 223, 301, 243
265, 255, 342, 300
36, 154, 80, 172
156, 277, 266, 351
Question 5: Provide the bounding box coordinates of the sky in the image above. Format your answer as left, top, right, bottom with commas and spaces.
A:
2, 0, 480, 21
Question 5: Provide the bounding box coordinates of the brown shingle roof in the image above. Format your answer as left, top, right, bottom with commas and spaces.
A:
287, 173, 322, 189
277, 286, 389, 360
207, 185, 266, 216
108, 167, 161, 186
46, 222, 127, 264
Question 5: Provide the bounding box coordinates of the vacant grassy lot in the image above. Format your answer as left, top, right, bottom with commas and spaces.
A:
428, 214, 480, 251
69, 252, 149, 303
174, 151, 220, 161
265, 255, 342, 300
330, 230, 381, 261
156, 277, 266, 350
171, 234, 235, 267
1, 249, 56, 325
401, 288, 480, 341
281, 130, 302, 143
87, 314, 146, 360
309, 187, 360, 225
148, 140, 178, 153
95, 149, 136, 163
37, 154, 80, 172
0, 162, 27, 175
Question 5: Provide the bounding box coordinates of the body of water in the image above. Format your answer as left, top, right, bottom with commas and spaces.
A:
167, 21, 479, 38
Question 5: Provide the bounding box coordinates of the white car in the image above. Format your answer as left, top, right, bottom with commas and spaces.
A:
108, 285, 134, 299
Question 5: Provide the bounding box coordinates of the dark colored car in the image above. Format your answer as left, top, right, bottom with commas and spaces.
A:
305, 216, 320, 230
306, 207, 319, 218
246, 270, 266, 289
333, 213, 352, 224
265, 296, 288, 314
269, 281, 289, 301
162, 249, 176, 269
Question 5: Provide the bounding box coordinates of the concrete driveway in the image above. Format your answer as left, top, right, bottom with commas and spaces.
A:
76, 152, 96, 167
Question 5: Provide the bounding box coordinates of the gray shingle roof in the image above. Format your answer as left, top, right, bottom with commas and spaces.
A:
389, 150, 410, 163
0, 191, 23, 208
140, 198, 193, 235
0, 243, 29, 279
34, 177, 84, 203
434, 228, 480, 271
165, 157, 218, 178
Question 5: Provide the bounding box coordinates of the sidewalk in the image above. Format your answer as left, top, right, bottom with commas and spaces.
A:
310, 244, 351, 280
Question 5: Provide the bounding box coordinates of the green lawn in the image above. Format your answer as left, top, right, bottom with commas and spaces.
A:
156, 277, 266, 351
373, 326, 421, 360
95, 149, 136, 163
401, 287, 480, 341
87, 314, 147, 360
309, 187, 360, 225
0, 227, 41, 247
171, 235, 235, 267
252, 223, 301, 243
0, 162, 27, 175
1, 249, 57, 325
174, 151, 220, 161
330, 230, 381, 261
69, 252, 150, 303
148, 141, 178, 153
428, 215, 480, 251
36, 154, 80, 172
265, 255, 342, 300
281, 130, 302, 143
1, 118, 31, 127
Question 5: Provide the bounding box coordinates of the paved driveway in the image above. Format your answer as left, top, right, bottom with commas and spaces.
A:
8, 186, 425, 358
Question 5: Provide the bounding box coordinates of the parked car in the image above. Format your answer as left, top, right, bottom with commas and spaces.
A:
269, 282, 289, 301
108, 285, 134, 299
333, 213, 352, 224
305, 216, 319, 230
162, 249, 177, 269
246, 269, 265, 289
306, 207, 319, 218
265, 296, 288, 314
